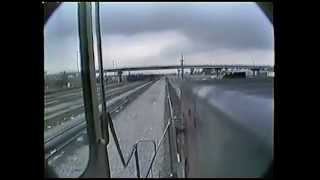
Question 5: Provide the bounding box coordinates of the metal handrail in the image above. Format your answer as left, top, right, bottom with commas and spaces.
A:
105, 78, 175, 178
145, 119, 171, 178
144, 78, 175, 177
107, 115, 170, 178
93, 2, 175, 177
106, 112, 157, 178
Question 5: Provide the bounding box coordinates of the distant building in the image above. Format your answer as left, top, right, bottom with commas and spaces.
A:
202, 68, 214, 75
68, 74, 75, 79
223, 72, 246, 79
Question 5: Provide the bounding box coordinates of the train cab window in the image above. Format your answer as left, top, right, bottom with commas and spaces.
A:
95, 2, 274, 178
44, 2, 273, 178
44, 2, 89, 177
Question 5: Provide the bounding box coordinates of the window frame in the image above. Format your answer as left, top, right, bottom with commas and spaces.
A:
77, 2, 111, 178
44, 2, 273, 177
44, 2, 111, 178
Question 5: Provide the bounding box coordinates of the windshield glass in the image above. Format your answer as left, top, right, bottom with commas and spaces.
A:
44, 2, 274, 178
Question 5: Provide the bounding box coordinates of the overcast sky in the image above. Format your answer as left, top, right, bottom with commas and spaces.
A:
44, 2, 273, 74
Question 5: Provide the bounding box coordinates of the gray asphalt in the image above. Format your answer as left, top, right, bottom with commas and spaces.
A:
107, 78, 167, 178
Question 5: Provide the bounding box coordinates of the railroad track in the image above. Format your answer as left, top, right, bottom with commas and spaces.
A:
45, 80, 157, 160
44, 81, 148, 128
45, 81, 143, 108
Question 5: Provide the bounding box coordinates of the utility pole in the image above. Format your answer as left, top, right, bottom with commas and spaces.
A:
76, 50, 80, 75
252, 55, 255, 67
113, 60, 115, 80
180, 53, 184, 80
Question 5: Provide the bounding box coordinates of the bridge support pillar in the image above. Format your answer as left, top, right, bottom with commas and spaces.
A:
117, 70, 123, 83
215, 68, 222, 79
190, 68, 194, 75
251, 68, 260, 77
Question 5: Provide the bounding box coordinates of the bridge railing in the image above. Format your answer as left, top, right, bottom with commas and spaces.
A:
102, 64, 274, 72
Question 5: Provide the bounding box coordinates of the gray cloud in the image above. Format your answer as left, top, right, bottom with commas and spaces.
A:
99, 2, 273, 51
47, 2, 273, 50
45, 3, 78, 39
44, 2, 274, 74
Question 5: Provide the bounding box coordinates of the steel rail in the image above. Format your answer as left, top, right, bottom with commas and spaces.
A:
45, 81, 155, 161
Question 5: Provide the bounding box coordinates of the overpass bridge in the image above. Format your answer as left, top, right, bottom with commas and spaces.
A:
103, 64, 273, 72
101, 64, 274, 82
